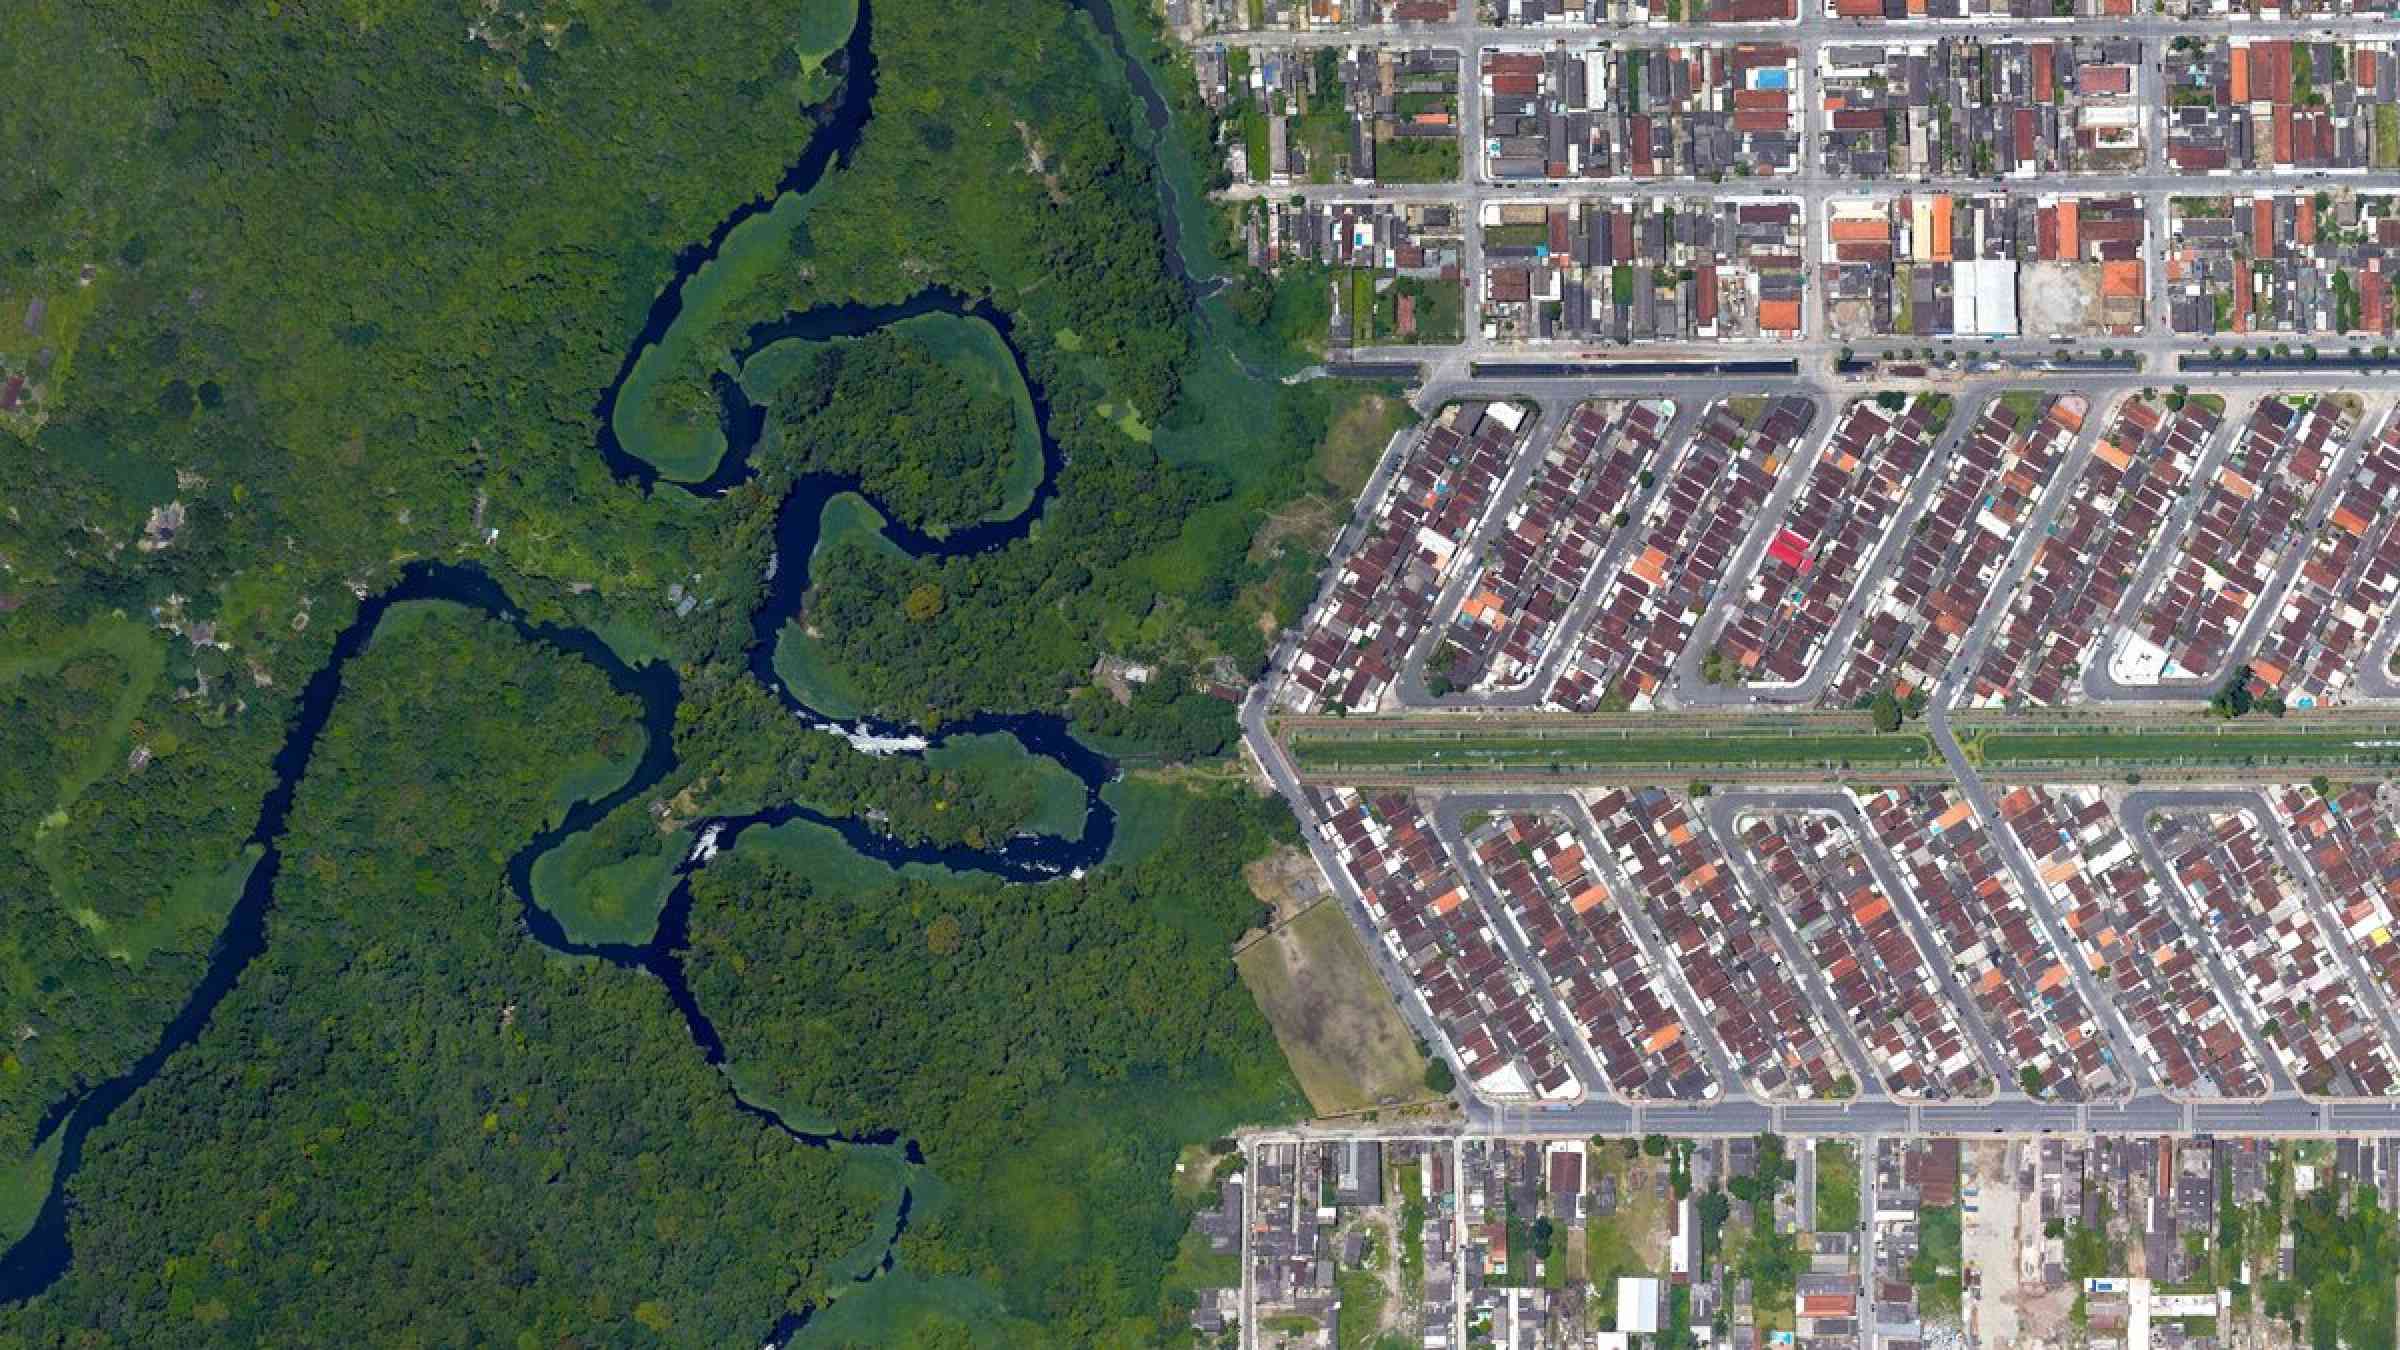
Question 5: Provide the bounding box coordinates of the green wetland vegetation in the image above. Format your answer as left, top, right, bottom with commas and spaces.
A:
0, 0, 1400, 1339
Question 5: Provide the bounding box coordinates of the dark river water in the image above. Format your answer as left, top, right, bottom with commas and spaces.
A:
0, 0, 1194, 1336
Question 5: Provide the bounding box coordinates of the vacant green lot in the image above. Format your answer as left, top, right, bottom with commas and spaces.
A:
1814, 1141, 1860, 1233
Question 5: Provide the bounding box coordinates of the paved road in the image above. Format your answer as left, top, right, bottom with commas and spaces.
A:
2116, 791, 2298, 1097
1700, 793, 1892, 1095
2123, 787, 2400, 1092
1217, 13, 2400, 51
1397, 398, 1708, 707
1425, 792, 1609, 1102
1716, 789, 2018, 1093
1425, 1087, 2393, 1138
2086, 394, 2382, 700
1676, 389, 2000, 708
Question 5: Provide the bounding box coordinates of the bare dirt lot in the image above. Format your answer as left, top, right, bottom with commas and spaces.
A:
1242, 845, 1330, 927
1236, 899, 1430, 1117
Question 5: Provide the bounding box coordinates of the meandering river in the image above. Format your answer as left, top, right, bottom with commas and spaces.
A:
0, 1, 1197, 1336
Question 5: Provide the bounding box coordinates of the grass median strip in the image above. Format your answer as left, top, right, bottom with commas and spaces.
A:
1287, 729, 1937, 771
1971, 726, 2400, 769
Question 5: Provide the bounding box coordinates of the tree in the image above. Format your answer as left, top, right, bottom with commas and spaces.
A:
1423, 1056, 1456, 1094
2019, 1066, 2044, 1098
1869, 689, 1904, 734
2211, 666, 2257, 719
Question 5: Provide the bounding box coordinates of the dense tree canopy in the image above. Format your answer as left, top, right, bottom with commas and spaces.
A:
0, 0, 1335, 1339
762, 330, 1022, 533
1, 611, 891, 1345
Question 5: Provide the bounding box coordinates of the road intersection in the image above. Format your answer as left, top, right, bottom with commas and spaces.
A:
1226, 1, 2400, 1141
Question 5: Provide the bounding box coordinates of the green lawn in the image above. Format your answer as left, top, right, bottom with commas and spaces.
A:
1914, 1204, 1964, 1321
1394, 1161, 1426, 1297
1814, 1141, 1860, 1234
1165, 1226, 1242, 1297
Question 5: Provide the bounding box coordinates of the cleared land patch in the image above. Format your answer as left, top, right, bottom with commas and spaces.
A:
1236, 901, 1429, 1116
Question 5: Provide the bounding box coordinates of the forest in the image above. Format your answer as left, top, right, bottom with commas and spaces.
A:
0, 0, 1378, 1340
756, 325, 1031, 535
0, 610, 897, 1343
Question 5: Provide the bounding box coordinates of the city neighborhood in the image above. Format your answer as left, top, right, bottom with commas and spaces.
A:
1178, 1, 2400, 1347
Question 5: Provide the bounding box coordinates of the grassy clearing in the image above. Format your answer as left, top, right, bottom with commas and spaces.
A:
787, 1268, 1026, 1347
770, 623, 869, 721
1237, 903, 1428, 1116
791, 0, 858, 66
923, 731, 1087, 842
1166, 1226, 1243, 1296
1099, 776, 1186, 868
1289, 729, 1934, 772
1583, 1144, 1669, 1323
1375, 136, 1459, 184
0, 268, 103, 414
728, 815, 953, 888
4, 612, 166, 821
1916, 1204, 1964, 1321
1394, 1160, 1427, 1296
1815, 1141, 1860, 1233
1316, 390, 1416, 498
1337, 1262, 1389, 1350
546, 727, 649, 826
